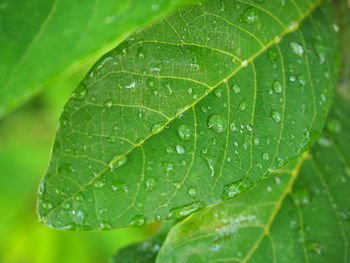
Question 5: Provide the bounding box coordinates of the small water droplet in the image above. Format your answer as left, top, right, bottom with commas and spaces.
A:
262, 152, 269, 161
230, 122, 238, 132
214, 88, 223, 98
42, 201, 53, 210
208, 115, 226, 133
253, 138, 260, 145
176, 145, 185, 154
239, 100, 247, 111
298, 74, 306, 86
221, 179, 247, 200
188, 187, 197, 197
290, 42, 304, 56
146, 78, 156, 88
231, 84, 241, 94
167, 202, 203, 219
273, 80, 283, 93
313, 41, 326, 64
271, 110, 281, 122
130, 215, 146, 227
177, 125, 191, 141
326, 119, 341, 133
162, 82, 173, 95
151, 123, 163, 133
240, 8, 259, 24
136, 47, 145, 59
94, 180, 105, 188
72, 84, 88, 100
145, 177, 156, 192
306, 241, 323, 255
104, 99, 114, 108
111, 181, 128, 192
162, 162, 174, 174
293, 188, 310, 205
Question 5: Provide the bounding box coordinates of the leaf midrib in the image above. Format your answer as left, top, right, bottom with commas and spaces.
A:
42, 0, 323, 222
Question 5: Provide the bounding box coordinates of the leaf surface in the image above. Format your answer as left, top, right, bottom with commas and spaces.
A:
156, 94, 350, 262
0, 0, 196, 116
38, 0, 338, 230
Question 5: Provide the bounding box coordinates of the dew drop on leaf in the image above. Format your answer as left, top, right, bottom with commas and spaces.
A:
42, 201, 53, 210
231, 84, 241, 94
271, 110, 282, 122
104, 99, 114, 108
208, 115, 226, 133
240, 8, 259, 24
273, 80, 283, 93
221, 179, 247, 200
188, 187, 197, 197
72, 84, 88, 100
290, 42, 304, 56
93, 180, 105, 188
111, 181, 128, 192
130, 215, 146, 227
151, 123, 163, 133
167, 201, 203, 219
239, 100, 247, 111
145, 177, 156, 192
177, 124, 191, 141
176, 145, 185, 154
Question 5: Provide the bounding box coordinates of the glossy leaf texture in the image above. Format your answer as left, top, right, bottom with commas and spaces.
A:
0, 0, 197, 116
38, 0, 338, 230
156, 93, 350, 262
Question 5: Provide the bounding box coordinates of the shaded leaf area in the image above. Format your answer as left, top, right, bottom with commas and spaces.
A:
109, 222, 173, 263
0, 0, 197, 116
156, 94, 350, 262
38, 0, 338, 230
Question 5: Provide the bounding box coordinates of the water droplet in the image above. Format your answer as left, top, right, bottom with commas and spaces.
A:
62, 203, 71, 209
290, 42, 304, 56
241, 60, 249, 67
177, 125, 191, 141
231, 84, 241, 94
145, 177, 156, 191
240, 8, 259, 24
214, 88, 223, 98
253, 138, 260, 145
162, 162, 174, 174
94, 180, 105, 188
99, 220, 112, 230
167, 201, 203, 219
271, 110, 281, 122
104, 99, 114, 108
72, 84, 88, 100
298, 74, 306, 86
273, 80, 283, 93
176, 145, 185, 154
239, 100, 247, 111
268, 49, 278, 64
111, 181, 128, 192
42, 201, 53, 210
208, 115, 226, 133
130, 215, 146, 227
75, 193, 84, 202
262, 152, 269, 161
293, 188, 310, 205
313, 41, 326, 64
162, 82, 173, 95
136, 47, 145, 59
151, 123, 163, 133
221, 179, 247, 200
188, 187, 196, 197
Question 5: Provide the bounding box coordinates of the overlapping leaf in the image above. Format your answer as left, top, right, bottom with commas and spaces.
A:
0, 0, 196, 116
38, 0, 338, 230
155, 94, 350, 262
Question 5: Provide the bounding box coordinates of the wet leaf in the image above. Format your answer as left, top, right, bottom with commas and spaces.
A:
38, 0, 338, 230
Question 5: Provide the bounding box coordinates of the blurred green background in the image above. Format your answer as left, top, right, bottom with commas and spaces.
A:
0, 68, 154, 263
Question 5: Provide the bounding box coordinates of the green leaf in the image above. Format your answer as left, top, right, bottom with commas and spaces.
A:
109, 222, 173, 263
0, 0, 196, 117
38, 0, 338, 230
156, 94, 350, 262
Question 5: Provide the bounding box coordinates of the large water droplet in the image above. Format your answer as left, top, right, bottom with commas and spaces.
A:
208, 114, 226, 133
290, 42, 304, 56
167, 201, 203, 219
221, 179, 247, 200
177, 125, 191, 141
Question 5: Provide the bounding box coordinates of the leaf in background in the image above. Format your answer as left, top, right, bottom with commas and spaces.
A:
38, 0, 338, 230
156, 94, 350, 262
109, 222, 173, 263
0, 0, 197, 117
